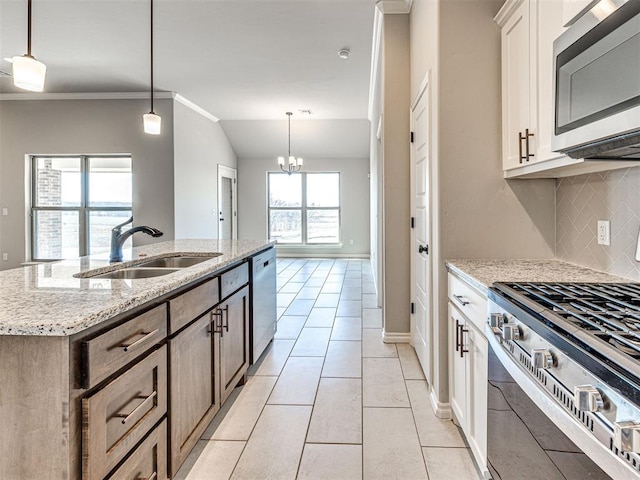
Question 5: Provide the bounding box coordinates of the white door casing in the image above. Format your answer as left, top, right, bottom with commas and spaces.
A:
410, 73, 432, 384
218, 165, 237, 240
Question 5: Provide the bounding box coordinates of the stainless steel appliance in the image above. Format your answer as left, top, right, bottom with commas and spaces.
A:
249, 247, 277, 364
552, 0, 640, 159
487, 282, 640, 479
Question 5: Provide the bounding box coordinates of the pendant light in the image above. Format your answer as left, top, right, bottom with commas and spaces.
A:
143, 0, 161, 134
12, 0, 46, 92
277, 112, 303, 175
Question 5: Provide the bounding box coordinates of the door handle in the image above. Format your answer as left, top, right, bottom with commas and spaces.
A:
418, 244, 428, 254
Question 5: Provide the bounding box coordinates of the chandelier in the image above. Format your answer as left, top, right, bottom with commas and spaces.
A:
277, 112, 303, 175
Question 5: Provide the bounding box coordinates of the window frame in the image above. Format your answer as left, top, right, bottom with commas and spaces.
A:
267, 171, 341, 245
30, 155, 133, 261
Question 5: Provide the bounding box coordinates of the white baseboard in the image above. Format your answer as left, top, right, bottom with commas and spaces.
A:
382, 331, 411, 343
429, 386, 452, 419
276, 252, 370, 259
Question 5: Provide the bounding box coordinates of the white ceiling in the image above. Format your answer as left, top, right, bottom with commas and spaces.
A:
0, 0, 378, 159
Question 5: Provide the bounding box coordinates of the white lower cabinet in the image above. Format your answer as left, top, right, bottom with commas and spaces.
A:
448, 273, 489, 477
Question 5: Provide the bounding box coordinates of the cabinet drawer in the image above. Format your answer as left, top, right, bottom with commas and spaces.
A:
82, 345, 168, 480
82, 304, 167, 389
169, 278, 219, 334
221, 262, 249, 299
448, 273, 488, 331
106, 419, 167, 480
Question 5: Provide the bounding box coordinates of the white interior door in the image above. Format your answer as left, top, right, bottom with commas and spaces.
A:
218, 165, 237, 239
411, 75, 432, 384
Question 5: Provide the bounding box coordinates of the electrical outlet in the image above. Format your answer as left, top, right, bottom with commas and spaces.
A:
2, 253, 7, 261
349, 239, 354, 245
597, 220, 610, 246
1, 208, 7, 216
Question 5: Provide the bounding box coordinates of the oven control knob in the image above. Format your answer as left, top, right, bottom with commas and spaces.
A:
502, 324, 520, 341
614, 421, 640, 453
489, 313, 504, 330
574, 385, 604, 412
532, 349, 554, 369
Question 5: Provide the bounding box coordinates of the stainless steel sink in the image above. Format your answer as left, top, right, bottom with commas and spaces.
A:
91, 268, 180, 280
136, 254, 221, 268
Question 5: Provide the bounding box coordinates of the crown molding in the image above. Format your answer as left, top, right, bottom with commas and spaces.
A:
174, 93, 219, 123
0, 91, 175, 101
376, 0, 412, 15
0, 90, 220, 123
368, 6, 383, 121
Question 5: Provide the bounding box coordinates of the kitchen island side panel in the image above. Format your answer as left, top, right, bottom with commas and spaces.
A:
0, 335, 70, 480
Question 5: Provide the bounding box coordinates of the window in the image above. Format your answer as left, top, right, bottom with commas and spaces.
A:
31, 156, 133, 260
268, 172, 340, 244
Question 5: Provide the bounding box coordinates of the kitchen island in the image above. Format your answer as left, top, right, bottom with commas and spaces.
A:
0, 239, 275, 480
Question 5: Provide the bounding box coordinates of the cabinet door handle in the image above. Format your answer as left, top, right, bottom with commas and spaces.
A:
211, 309, 224, 336
525, 128, 534, 161
459, 324, 469, 358
455, 319, 461, 352
116, 390, 157, 424
222, 305, 230, 333
518, 131, 524, 164
119, 329, 160, 352
453, 294, 469, 307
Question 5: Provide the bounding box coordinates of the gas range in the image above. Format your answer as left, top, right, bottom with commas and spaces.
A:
488, 282, 640, 479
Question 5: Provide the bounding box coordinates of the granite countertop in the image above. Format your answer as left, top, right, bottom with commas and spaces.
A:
0, 239, 274, 336
446, 259, 631, 294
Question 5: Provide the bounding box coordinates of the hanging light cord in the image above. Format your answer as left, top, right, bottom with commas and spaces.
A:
150, 0, 154, 114
27, 0, 32, 57
287, 112, 292, 157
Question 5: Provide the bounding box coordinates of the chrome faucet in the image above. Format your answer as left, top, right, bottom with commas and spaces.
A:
109, 216, 163, 263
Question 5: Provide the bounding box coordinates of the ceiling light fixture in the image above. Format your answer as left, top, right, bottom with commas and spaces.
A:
338, 48, 350, 60
277, 112, 303, 175
12, 0, 46, 92
143, 0, 161, 135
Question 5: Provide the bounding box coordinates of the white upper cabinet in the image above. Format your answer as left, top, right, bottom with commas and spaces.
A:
496, 0, 568, 178
496, 0, 640, 178
562, 0, 599, 26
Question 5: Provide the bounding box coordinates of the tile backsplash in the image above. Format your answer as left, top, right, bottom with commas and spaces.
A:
556, 167, 640, 281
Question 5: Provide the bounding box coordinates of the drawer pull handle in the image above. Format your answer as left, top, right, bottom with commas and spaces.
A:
138, 472, 157, 480
120, 329, 160, 352
117, 391, 157, 425
453, 295, 469, 307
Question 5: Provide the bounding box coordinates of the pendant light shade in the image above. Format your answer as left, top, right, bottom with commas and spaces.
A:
143, 112, 162, 134
13, 0, 46, 92
143, 0, 161, 135
12, 55, 46, 92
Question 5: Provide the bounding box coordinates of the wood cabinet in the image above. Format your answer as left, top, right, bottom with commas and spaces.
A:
0, 254, 258, 480
169, 313, 219, 476
448, 273, 489, 478
219, 285, 249, 403
168, 262, 250, 476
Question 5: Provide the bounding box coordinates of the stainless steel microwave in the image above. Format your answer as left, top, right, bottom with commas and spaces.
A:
552, 0, 640, 160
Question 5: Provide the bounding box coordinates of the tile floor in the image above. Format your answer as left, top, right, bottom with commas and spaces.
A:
176, 258, 479, 480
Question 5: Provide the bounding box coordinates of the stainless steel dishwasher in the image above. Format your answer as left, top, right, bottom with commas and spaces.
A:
249, 247, 277, 364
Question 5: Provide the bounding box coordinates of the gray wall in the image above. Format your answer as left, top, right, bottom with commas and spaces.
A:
173, 101, 237, 239
381, 14, 411, 335
0, 98, 175, 270
237, 157, 370, 255
410, 0, 556, 405
556, 167, 640, 281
